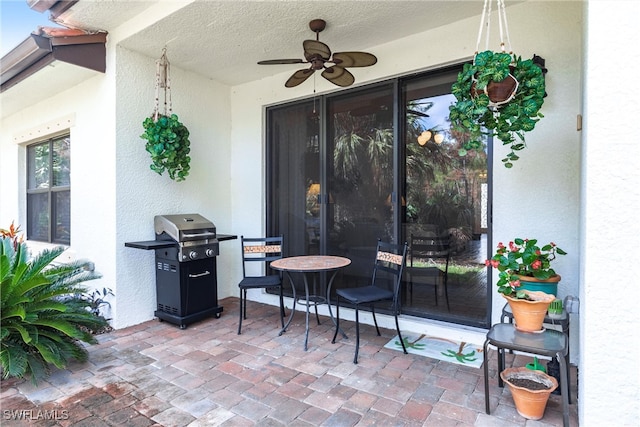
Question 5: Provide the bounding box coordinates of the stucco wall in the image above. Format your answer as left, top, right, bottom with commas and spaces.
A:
113, 45, 233, 329
581, 1, 640, 424
230, 1, 583, 352
0, 73, 117, 316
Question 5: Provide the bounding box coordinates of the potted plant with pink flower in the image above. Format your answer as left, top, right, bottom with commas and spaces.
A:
486, 238, 567, 332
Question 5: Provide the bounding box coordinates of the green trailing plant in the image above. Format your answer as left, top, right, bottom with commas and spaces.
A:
449, 50, 546, 168
140, 114, 191, 182
1, 235, 108, 384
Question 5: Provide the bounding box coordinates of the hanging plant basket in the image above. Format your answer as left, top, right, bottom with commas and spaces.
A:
449, 0, 547, 168
139, 48, 191, 182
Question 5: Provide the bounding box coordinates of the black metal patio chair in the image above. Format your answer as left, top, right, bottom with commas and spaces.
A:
332, 239, 409, 364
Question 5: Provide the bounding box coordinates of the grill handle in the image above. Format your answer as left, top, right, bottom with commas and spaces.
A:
181, 231, 216, 239
189, 271, 211, 278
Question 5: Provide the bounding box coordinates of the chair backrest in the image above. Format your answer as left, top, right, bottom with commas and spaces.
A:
240, 235, 283, 278
409, 233, 451, 271
371, 239, 408, 307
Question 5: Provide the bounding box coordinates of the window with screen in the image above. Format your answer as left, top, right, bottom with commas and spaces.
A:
27, 135, 71, 244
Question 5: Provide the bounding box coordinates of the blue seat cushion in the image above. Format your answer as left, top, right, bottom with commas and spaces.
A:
239, 275, 281, 289
336, 286, 393, 305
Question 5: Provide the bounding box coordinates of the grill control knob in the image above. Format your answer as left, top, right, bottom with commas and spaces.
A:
189, 251, 198, 260
206, 248, 216, 257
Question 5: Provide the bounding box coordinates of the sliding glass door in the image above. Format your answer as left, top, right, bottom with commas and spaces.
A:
401, 69, 489, 327
325, 84, 395, 286
267, 65, 490, 328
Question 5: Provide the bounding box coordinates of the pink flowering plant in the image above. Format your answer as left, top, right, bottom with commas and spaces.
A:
485, 238, 567, 298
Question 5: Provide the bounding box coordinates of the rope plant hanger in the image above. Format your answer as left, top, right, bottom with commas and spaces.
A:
140, 48, 191, 182
449, 0, 547, 168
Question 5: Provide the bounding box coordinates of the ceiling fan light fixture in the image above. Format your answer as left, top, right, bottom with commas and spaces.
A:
257, 19, 377, 88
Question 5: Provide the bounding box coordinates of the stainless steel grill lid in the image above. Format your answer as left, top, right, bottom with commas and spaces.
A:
154, 214, 216, 243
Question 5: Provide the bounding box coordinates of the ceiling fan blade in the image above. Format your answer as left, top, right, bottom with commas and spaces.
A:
257, 59, 306, 65
321, 66, 355, 87
331, 52, 377, 67
285, 68, 315, 88
303, 40, 331, 61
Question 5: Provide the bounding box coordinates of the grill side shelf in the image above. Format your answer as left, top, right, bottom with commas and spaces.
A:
125, 241, 176, 250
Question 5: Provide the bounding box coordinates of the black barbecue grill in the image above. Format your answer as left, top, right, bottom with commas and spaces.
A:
125, 214, 236, 329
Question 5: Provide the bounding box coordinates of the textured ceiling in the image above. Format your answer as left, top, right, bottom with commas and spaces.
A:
58, 0, 486, 86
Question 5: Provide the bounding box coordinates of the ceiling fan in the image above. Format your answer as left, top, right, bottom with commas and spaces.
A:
257, 19, 377, 88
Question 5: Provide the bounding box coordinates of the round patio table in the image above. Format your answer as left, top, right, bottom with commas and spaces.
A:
270, 255, 351, 351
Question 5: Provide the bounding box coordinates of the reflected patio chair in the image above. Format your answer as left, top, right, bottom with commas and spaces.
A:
406, 233, 451, 311
238, 235, 284, 334
332, 239, 409, 364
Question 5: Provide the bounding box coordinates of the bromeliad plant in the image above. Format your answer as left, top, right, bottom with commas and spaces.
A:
1, 233, 107, 384
485, 238, 567, 298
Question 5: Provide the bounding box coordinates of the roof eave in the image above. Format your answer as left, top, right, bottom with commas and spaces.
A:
0, 31, 106, 93
27, 0, 77, 17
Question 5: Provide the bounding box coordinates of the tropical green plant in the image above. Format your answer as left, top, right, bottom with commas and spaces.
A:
449, 50, 546, 168
485, 238, 567, 298
1, 236, 107, 384
80, 287, 114, 318
140, 113, 191, 182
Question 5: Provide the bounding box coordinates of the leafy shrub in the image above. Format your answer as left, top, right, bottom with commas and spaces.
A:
1, 237, 108, 383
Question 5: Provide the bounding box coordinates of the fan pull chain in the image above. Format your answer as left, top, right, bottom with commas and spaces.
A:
312, 73, 317, 114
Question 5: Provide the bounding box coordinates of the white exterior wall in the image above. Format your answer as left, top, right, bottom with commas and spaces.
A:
230, 1, 583, 351
112, 45, 233, 329
0, 73, 117, 315
581, 1, 640, 425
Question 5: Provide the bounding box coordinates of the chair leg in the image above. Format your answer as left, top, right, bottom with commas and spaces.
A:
354, 306, 360, 364
243, 289, 248, 319
314, 300, 320, 325
497, 347, 505, 388
371, 305, 381, 336
279, 286, 285, 328
331, 296, 340, 344
394, 315, 407, 355
483, 338, 491, 414
237, 288, 244, 335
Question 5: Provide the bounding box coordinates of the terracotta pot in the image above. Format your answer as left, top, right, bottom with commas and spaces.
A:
517, 274, 561, 297
503, 290, 555, 332
501, 367, 558, 420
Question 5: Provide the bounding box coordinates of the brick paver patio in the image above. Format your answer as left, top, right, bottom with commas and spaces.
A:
0, 297, 578, 426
